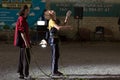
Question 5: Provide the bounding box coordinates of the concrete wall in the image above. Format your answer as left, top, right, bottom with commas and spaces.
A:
45, 0, 120, 40
57, 17, 119, 40
81, 17, 119, 40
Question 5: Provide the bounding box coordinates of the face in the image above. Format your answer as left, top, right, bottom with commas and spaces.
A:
49, 10, 56, 20
49, 10, 56, 16
24, 8, 30, 16
44, 10, 51, 20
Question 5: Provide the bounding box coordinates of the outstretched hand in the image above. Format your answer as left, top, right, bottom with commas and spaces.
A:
64, 10, 72, 25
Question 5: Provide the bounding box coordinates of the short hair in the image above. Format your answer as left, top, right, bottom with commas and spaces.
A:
19, 5, 29, 16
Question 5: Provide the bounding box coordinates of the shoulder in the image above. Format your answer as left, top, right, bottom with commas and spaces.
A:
49, 19, 53, 22
49, 19, 55, 23
18, 16, 24, 21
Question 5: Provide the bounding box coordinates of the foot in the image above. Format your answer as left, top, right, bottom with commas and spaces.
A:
52, 71, 63, 76
24, 76, 31, 80
19, 74, 24, 79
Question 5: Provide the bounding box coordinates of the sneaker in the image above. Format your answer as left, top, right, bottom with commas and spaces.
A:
24, 76, 31, 80
19, 75, 24, 79
52, 71, 63, 76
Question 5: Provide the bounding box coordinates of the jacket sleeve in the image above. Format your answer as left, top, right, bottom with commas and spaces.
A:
17, 17, 25, 33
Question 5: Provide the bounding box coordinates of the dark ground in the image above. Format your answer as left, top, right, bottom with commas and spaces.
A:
1, 41, 120, 80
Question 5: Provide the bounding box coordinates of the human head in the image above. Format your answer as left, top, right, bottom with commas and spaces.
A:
19, 5, 30, 17
44, 10, 56, 20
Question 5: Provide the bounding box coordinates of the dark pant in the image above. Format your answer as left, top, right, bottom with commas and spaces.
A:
49, 37, 60, 74
17, 48, 31, 77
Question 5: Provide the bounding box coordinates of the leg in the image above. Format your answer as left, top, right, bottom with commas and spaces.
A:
54, 44, 60, 73
51, 44, 63, 76
17, 48, 24, 79
51, 44, 59, 74
17, 48, 24, 75
24, 48, 31, 77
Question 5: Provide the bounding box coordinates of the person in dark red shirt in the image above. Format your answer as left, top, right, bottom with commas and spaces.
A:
14, 5, 31, 79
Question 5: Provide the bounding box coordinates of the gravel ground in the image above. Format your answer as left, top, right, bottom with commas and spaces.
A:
1, 41, 120, 80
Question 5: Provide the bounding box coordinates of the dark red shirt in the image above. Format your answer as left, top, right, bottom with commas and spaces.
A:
14, 16, 30, 47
